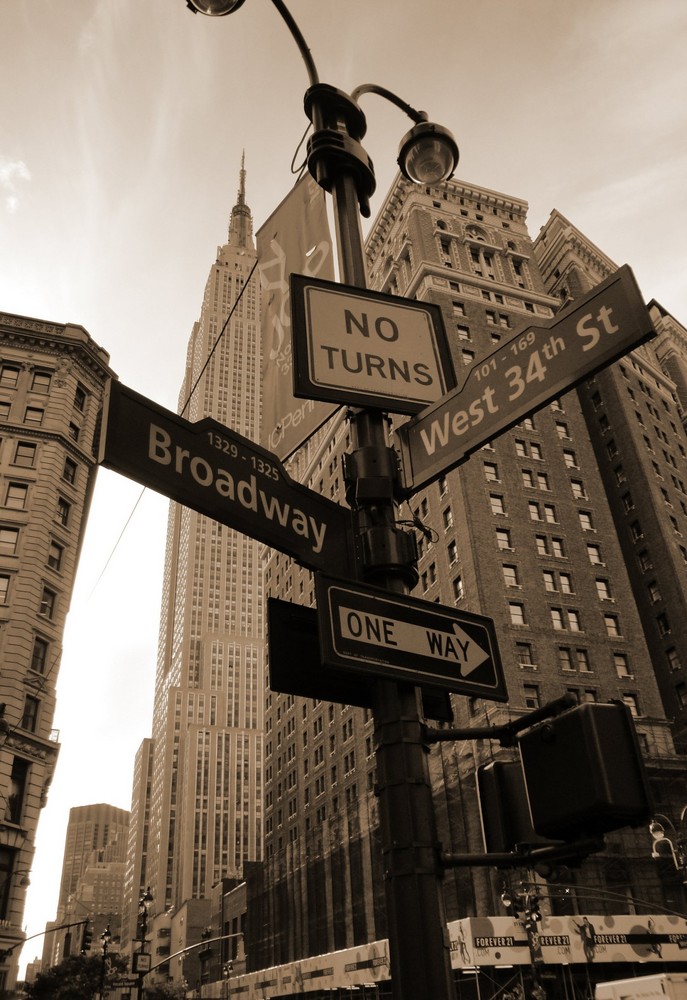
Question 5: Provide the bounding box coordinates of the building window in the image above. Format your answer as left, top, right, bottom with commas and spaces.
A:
559, 572, 574, 594
595, 579, 612, 601
502, 564, 519, 587
528, 501, 541, 521
571, 479, 586, 500
622, 693, 640, 717
657, 612, 671, 636
63, 458, 77, 484
21, 695, 40, 733
551, 608, 564, 631
0, 527, 19, 556
551, 538, 565, 558
614, 653, 631, 678
496, 528, 512, 550
5, 757, 30, 824
577, 648, 591, 672
48, 541, 64, 571
452, 576, 464, 601
13, 441, 37, 468
523, 684, 541, 709
604, 614, 621, 637
74, 385, 87, 411
638, 549, 652, 572
509, 602, 527, 626
563, 450, 578, 468
535, 535, 548, 556
516, 642, 535, 668
0, 365, 20, 387
5, 483, 28, 510
24, 406, 44, 426
667, 647, 681, 671
489, 494, 506, 516
56, 498, 71, 526
39, 587, 56, 619
578, 511, 594, 531
31, 370, 52, 392
558, 647, 573, 670
484, 462, 499, 482
587, 543, 603, 565
0, 575, 10, 604
544, 504, 557, 524
543, 570, 556, 592
447, 540, 457, 564
31, 636, 49, 674
443, 507, 453, 530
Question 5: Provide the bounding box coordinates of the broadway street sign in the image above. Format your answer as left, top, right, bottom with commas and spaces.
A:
397, 265, 655, 493
316, 574, 507, 699
290, 273, 456, 414
99, 381, 358, 577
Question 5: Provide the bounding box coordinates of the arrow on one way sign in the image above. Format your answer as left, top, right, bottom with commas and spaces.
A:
337, 608, 490, 677
316, 575, 507, 699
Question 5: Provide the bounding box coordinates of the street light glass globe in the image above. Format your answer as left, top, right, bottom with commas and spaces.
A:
185, 0, 247, 14
398, 122, 459, 186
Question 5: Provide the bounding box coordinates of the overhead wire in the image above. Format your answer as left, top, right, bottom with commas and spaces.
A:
88, 256, 260, 596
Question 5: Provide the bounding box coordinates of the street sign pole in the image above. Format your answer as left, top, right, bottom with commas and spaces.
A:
306, 88, 458, 1000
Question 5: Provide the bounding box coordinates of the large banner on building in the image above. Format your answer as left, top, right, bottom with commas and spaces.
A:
257, 176, 338, 461
448, 914, 687, 968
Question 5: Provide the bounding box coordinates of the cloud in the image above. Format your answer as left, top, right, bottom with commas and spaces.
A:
0, 156, 31, 213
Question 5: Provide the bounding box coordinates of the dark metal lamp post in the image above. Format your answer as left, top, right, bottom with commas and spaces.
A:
177, 3, 460, 998
134, 887, 153, 1000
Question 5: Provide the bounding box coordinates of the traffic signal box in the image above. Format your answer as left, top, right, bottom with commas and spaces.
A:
517, 701, 653, 841
477, 760, 554, 854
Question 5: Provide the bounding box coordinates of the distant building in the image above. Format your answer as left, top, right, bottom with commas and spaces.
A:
249, 173, 687, 994
0, 313, 113, 992
42, 802, 129, 968
124, 161, 264, 956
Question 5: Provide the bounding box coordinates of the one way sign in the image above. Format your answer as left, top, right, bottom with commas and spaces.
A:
316, 575, 507, 700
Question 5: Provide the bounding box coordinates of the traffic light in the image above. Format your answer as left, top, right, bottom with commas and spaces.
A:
477, 760, 558, 854
518, 701, 653, 841
523, 892, 542, 933
81, 922, 93, 954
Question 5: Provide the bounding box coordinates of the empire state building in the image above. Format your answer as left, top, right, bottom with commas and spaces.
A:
138, 161, 264, 915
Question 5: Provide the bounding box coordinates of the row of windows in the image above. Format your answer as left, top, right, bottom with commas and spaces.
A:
0, 363, 88, 410
0, 527, 64, 569
507, 599, 622, 637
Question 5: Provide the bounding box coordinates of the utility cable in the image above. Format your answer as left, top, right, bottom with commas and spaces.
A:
89, 256, 260, 594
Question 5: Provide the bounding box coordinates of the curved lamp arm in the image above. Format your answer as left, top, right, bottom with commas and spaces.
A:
186, 0, 319, 87
350, 83, 428, 125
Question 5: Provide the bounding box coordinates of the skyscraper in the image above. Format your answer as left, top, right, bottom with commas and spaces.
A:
0, 312, 113, 992
132, 162, 264, 930
42, 802, 130, 968
250, 171, 687, 983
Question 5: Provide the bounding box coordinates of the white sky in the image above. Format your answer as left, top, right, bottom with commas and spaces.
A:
1, 0, 686, 976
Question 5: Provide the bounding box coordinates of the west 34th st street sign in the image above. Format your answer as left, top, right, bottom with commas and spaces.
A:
99, 381, 359, 577
396, 265, 655, 494
316, 574, 507, 699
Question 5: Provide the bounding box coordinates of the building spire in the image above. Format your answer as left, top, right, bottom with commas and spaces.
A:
228, 150, 253, 250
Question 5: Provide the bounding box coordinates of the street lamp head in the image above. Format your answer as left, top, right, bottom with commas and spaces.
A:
397, 121, 459, 186
185, 0, 247, 14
